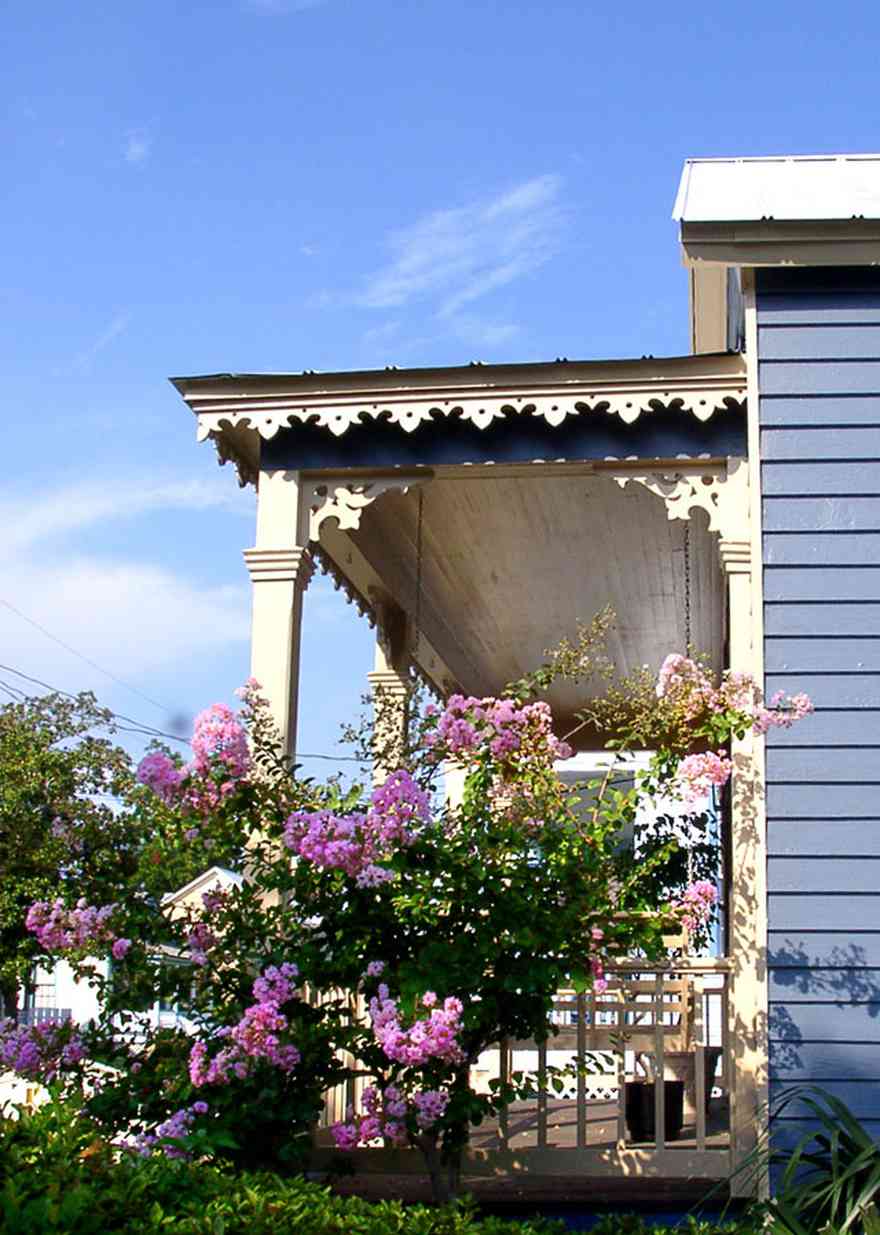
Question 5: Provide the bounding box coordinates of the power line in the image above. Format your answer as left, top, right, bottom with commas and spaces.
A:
0, 661, 368, 764
0, 597, 171, 715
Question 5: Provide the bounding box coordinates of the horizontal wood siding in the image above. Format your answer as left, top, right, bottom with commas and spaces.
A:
758, 269, 880, 1131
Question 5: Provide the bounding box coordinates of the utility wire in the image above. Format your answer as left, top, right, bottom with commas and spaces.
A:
0, 661, 367, 763
0, 598, 171, 715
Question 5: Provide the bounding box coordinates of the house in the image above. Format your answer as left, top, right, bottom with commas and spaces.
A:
170, 153, 880, 1200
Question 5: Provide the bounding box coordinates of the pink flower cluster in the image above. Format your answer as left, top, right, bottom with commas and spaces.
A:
283, 769, 428, 888
369, 986, 464, 1066
132, 1100, 209, 1159
753, 690, 814, 735
331, 1082, 451, 1149
587, 925, 607, 994
191, 703, 250, 780
186, 922, 217, 967
26, 898, 119, 955
136, 751, 184, 804
425, 695, 573, 767
0, 1017, 85, 1082
678, 880, 718, 934
656, 655, 814, 735
136, 701, 251, 812
672, 751, 734, 804
189, 963, 301, 1086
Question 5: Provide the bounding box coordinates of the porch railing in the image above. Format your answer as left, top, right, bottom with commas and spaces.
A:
15, 1007, 73, 1027
317, 958, 733, 1177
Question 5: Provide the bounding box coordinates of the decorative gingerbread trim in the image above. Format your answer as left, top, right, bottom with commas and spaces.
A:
608, 457, 749, 540
306, 474, 431, 541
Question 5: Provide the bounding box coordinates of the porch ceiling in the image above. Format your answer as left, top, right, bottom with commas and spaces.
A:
324, 464, 724, 733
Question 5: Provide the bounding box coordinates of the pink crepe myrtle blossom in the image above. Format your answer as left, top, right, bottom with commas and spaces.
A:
331, 1082, 449, 1149
656, 655, 814, 737
186, 922, 217, 967
111, 938, 132, 961
283, 769, 428, 885
368, 987, 464, 1066
26, 898, 118, 954
189, 962, 301, 1086
672, 751, 733, 804
678, 880, 718, 934
191, 703, 250, 780
136, 751, 184, 804
365, 960, 385, 978
425, 694, 573, 771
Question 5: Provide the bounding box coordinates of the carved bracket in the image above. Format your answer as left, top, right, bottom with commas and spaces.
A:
609, 457, 750, 540
306, 473, 432, 541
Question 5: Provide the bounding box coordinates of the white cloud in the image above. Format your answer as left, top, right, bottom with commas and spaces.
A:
0, 475, 249, 560
72, 312, 130, 373
124, 130, 151, 165
357, 174, 565, 317
0, 477, 255, 696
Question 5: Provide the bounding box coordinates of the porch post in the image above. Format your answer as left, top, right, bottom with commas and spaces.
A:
719, 533, 768, 1193
367, 639, 410, 786
242, 469, 312, 761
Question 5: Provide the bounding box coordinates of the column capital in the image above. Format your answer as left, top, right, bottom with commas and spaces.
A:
367, 668, 411, 699
718, 538, 751, 576
242, 546, 314, 586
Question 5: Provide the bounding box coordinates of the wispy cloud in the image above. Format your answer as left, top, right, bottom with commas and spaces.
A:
72, 312, 130, 373
0, 474, 249, 560
357, 174, 565, 318
124, 129, 151, 165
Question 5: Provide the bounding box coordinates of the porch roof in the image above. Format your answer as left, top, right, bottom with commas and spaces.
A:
171, 351, 746, 486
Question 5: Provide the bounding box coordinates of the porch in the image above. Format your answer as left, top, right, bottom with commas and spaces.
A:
172, 349, 765, 1200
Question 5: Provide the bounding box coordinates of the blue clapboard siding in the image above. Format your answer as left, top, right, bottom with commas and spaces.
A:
758, 268, 880, 1129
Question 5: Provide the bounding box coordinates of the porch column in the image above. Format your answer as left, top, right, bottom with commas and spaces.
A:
719, 536, 767, 1191
242, 469, 312, 761
367, 640, 410, 786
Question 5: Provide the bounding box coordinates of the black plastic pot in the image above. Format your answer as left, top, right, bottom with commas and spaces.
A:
624, 1079, 685, 1143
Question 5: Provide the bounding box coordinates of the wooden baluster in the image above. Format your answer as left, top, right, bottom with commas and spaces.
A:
694, 975, 706, 1151
654, 970, 666, 1151
538, 1038, 548, 1149
498, 1039, 510, 1149
616, 984, 627, 1147
576, 993, 587, 1149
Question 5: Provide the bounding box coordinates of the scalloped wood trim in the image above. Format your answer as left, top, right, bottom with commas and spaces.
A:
195, 384, 746, 444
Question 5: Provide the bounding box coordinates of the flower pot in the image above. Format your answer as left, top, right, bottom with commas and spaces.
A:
624, 1079, 685, 1143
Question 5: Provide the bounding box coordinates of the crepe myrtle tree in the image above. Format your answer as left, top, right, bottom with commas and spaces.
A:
12, 615, 812, 1203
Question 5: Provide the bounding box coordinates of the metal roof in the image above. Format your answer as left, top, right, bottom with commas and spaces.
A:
673, 154, 880, 223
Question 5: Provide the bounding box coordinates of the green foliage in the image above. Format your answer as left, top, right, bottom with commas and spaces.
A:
0, 1097, 570, 1234
0, 692, 137, 1012
763, 1087, 880, 1235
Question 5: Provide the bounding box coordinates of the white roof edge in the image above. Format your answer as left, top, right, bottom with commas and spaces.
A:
673, 154, 880, 224
161, 865, 243, 906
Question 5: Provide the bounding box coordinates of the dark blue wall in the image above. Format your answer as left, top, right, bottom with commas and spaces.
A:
758, 267, 880, 1135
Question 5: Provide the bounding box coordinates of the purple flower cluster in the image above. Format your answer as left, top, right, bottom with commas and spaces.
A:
26, 898, 119, 954
186, 921, 217, 967
283, 769, 428, 887
132, 1100, 209, 1159
189, 963, 301, 1086
424, 695, 573, 768
0, 1017, 85, 1082
369, 986, 464, 1066
678, 880, 718, 934
331, 1081, 452, 1150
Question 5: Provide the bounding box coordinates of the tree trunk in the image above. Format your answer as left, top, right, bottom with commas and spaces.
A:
0, 977, 18, 1020
418, 1130, 462, 1206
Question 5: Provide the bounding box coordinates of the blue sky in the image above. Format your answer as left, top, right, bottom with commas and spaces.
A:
3, 0, 878, 773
